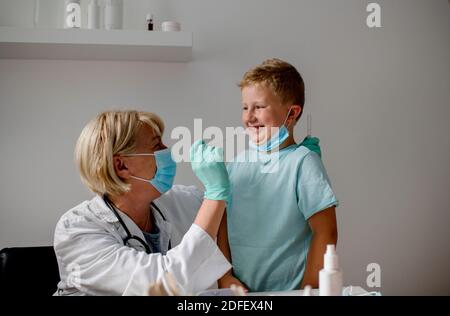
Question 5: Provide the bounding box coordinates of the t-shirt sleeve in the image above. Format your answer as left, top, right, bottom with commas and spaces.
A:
296, 151, 339, 220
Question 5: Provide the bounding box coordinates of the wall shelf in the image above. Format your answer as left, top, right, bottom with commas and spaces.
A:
0, 27, 193, 62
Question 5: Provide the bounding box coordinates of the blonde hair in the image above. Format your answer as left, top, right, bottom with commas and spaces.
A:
239, 58, 305, 119
75, 110, 164, 196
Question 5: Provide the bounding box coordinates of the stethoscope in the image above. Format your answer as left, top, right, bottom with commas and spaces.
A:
103, 195, 171, 254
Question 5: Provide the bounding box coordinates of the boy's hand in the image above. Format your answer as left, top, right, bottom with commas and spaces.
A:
300, 136, 322, 158
218, 272, 248, 292
190, 140, 230, 201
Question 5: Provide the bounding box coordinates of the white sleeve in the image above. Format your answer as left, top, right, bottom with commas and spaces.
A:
54, 214, 231, 296
124, 224, 231, 295
153, 185, 205, 243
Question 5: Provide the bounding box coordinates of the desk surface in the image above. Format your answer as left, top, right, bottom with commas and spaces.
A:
248, 286, 367, 296
198, 286, 369, 296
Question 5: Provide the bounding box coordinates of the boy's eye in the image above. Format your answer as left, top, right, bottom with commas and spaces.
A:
242, 107, 248, 111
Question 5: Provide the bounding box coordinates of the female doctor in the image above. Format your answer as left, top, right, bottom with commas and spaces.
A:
54, 110, 235, 295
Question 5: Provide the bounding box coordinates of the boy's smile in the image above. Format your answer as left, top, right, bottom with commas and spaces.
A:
241, 83, 294, 145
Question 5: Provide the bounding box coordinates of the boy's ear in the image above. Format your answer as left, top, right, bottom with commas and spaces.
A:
113, 156, 130, 179
289, 105, 303, 125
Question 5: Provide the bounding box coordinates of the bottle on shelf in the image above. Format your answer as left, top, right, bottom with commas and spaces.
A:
146, 13, 154, 31
104, 0, 123, 30
87, 0, 100, 29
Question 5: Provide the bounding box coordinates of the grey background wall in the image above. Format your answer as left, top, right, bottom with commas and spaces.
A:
1, 0, 449, 295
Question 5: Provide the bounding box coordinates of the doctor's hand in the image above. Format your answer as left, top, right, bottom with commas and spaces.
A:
300, 136, 322, 158
190, 140, 230, 202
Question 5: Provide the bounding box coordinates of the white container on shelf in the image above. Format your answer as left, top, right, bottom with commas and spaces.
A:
33, 0, 40, 28
87, 0, 100, 29
104, 0, 123, 30
161, 21, 181, 32
27, 0, 65, 29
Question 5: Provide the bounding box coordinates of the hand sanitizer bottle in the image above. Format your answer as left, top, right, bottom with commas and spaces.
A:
319, 244, 343, 296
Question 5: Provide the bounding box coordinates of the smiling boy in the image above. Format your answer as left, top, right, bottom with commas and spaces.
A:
218, 59, 339, 292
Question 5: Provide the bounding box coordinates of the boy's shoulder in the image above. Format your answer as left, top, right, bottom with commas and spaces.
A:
279, 144, 325, 175
286, 143, 319, 162
295, 144, 324, 166
293, 143, 312, 155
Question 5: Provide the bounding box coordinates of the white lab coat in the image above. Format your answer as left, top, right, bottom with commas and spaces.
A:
53, 185, 232, 296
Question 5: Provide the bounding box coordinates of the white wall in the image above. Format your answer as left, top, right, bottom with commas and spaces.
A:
1, 0, 449, 295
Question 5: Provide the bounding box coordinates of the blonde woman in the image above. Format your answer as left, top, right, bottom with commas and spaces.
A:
54, 110, 232, 296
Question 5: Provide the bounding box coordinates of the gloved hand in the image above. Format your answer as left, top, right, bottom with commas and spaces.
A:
300, 136, 322, 158
190, 140, 230, 201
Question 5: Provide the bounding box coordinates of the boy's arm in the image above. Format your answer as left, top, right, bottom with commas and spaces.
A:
300, 206, 338, 289
217, 210, 248, 290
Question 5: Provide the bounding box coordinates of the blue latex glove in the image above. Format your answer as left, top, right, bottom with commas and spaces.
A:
300, 136, 322, 158
190, 140, 230, 201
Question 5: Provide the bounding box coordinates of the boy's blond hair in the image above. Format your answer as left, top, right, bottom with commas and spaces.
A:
239, 58, 305, 119
74, 110, 164, 196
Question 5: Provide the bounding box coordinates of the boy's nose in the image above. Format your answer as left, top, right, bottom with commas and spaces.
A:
245, 115, 255, 126
246, 108, 257, 122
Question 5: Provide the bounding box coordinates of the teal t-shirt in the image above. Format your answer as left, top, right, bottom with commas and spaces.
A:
226, 144, 338, 292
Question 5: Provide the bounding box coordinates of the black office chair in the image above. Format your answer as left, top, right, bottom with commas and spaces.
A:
0, 246, 60, 296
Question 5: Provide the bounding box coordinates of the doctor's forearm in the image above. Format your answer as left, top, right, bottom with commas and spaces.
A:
194, 200, 226, 239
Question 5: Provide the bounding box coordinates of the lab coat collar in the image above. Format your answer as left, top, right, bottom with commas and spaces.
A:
89, 196, 148, 252
89, 195, 167, 224
90, 195, 172, 253
90, 195, 118, 223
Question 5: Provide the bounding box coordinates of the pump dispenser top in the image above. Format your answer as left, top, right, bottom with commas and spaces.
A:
324, 244, 339, 270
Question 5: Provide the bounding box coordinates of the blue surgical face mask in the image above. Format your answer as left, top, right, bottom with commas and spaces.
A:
125, 148, 177, 194
249, 107, 293, 152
